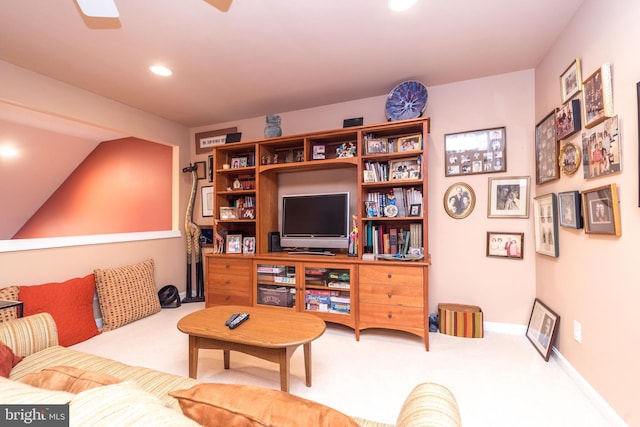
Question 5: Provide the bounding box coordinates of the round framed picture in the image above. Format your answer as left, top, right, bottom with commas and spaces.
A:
558, 141, 581, 175
444, 182, 475, 219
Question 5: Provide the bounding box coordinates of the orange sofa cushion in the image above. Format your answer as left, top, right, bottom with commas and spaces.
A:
20, 365, 121, 393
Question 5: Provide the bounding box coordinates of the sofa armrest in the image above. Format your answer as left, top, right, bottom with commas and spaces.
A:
0, 313, 59, 357
395, 382, 462, 427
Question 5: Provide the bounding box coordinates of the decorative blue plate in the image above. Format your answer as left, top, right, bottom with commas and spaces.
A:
385, 80, 428, 121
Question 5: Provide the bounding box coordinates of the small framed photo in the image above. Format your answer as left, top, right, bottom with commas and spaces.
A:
195, 127, 237, 155
365, 138, 388, 154
535, 111, 559, 185
443, 182, 475, 219
194, 161, 206, 180
243, 236, 256, 254
533, 193, 559, 257
365, 200, 380, 218
583, 63, 613, 129
397, 134, 422, 152
487, 176, 530, 218
219, 207, 239, 220
241, 206, 255, 220
486, 232, 524, 259
582, 184, 621, 236
581, 115, 621, 179
444, 127, 506, 177
558, 190, 583, 229
207, 155, 214, 182
226, 234, 242, 254
555, 99, 582, 141
389, 157, 421, 180
560, 58, 582, 104
363, 170, 376, 183
312, 144, 326, 160
201, 186, 213, 217
409, 204, 422, 217
559, 141, 581, 176
526, 298, 560, 362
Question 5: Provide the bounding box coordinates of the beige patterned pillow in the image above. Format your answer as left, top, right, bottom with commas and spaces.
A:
93, 259, 161, 331
0, 286, 20, 322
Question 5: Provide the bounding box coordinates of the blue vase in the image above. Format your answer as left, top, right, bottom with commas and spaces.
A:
264, 114, 282, 138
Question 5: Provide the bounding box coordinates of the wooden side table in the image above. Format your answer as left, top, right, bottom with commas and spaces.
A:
0, 300, 24, 318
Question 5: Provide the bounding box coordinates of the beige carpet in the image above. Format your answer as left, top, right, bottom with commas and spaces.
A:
71, 302, 612, 426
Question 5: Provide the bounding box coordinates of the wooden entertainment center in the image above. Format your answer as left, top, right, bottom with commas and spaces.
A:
205, 117, 431, 350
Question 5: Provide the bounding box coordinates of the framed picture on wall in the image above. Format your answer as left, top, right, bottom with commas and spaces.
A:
195, 127, 237, 155
444, 127, 506, 176
555, 99, 582, 140
208, 155, 214, 182
583, 63, 613, 129
486, 231, 524, 259
560, 58, 582, 104
581, 115, 621, 179
582, 184, 621, 236
558, 190, 583, 229
200, 186, 213, 217
526, 298, 560, 362
535, 111, 559, 185
533, 193, 559, 257
487, 176, 530, 218
559, 141, 581, 176
443, 182, 475, 219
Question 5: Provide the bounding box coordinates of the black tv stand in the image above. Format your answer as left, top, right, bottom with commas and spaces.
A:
287, 250, 336, 256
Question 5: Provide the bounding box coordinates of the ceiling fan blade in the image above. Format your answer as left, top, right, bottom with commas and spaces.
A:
203, 0, 233, 12
75, 0, 119, 18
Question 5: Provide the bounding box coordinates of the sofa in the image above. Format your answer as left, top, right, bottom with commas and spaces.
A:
0, 312, 462, 426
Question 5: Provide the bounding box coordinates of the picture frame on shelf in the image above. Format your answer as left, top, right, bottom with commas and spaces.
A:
397, 134, 422, 152
583, 63, 613, 129
559, 141, 581, 176
486, 231, 524, 259
200, 186, 213, 217
365, 138, 388, 154
226, 234, 242, 254
558, 190, 583, 229
312, 144, 326, 160
560, 58, 582, 104
581, 115, 621, 179
219, 207, 239, 220
389, 157, 421, 180
242, 236, 256, 254
443, 182, 475, 219
195, 161, 206, 180
582, 183, 621, 236
365, 200, 380, 218
241, 206, 255, 220
409, 204, 422, 217
207, 155, 214, 182
535, 111, 559, 185
555, 99, 582, 140
444, 127, 506, 177
533, 193, 559, 257
526, 298, 560, 362
487, 176, 530, 218
363, 170, 376, 183
195, 127, 237, 155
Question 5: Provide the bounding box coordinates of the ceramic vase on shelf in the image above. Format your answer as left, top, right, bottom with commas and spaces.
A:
264, 114, 282, 138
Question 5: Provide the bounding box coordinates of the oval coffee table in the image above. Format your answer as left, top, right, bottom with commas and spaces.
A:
177, 305, 326, 392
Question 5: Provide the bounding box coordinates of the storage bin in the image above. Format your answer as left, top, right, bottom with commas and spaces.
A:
438, 303, 483, 338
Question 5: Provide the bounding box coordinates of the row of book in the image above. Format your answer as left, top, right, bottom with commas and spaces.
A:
305, 290, 350, 313
365, 187, 423, 218
362, 223, 423, 256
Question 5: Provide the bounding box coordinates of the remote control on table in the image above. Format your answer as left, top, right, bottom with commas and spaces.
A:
225, 313, 240, 327
228, 313, 250, 329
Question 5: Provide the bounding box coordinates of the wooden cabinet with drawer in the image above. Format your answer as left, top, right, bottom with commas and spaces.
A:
205, 256, 252, 307
358, 264, 428, 349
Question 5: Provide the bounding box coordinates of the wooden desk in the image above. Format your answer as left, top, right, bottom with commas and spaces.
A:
177, 305, 326, 392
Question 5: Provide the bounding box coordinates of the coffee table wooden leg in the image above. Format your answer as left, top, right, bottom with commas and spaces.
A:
188, 335, 198, 379
303, 342, 312, 387
223, 349, 231, 369
279, 348, 291, 392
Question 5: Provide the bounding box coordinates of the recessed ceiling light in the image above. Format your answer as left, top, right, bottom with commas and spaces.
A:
149, 65, 173, 77
0, 146, 18, 158
388, 0, 417, 12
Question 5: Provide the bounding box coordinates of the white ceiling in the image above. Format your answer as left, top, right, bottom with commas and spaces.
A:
1, 0, 584, 128
0, 0, 584, 240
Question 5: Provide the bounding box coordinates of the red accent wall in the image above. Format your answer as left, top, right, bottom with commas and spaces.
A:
13, 137, 172, 239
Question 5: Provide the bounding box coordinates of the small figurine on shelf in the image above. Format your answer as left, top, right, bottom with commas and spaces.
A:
348, 215, 358, 257
336, 141, 356, 158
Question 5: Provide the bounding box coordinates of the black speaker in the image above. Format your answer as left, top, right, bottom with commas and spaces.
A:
343, 117, 363, 128
268, 231, 281, 252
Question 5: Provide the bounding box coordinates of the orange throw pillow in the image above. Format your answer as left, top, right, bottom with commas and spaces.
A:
0, 342, 23, 378
19, 274, 100, 346
20, 366, 121, 393
169, 383, 359, 427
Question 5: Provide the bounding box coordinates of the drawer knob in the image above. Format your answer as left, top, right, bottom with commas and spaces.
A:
387, 312, 393, 319
387, 273, 392, 279
225, 264, 230, 269
225, 280, 231, 285
387, 292, 393, 299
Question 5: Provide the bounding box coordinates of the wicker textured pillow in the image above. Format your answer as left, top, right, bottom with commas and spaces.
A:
94, 259, 161, 331
0, 286, 20, 322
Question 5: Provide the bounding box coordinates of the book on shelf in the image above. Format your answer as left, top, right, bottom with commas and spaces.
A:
256, 266, 284, 274
327, 281, 350, 289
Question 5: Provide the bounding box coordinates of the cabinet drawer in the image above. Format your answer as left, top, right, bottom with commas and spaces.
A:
208, 258, 251, 278
359, 303, 424, 328
207, 289, 251, 306
359, 265, 423, 286
208, 273, 250, 292
359, 283, 423, 307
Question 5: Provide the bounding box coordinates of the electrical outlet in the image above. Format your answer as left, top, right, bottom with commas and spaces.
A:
573, 320, 582, 343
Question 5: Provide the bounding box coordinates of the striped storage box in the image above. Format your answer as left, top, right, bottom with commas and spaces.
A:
438, 303, 484, 338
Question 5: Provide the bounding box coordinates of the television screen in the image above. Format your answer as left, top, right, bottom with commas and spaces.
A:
281, 192, 350, 249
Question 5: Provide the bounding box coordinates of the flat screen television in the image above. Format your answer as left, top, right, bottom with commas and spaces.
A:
281, 192, 350, 250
